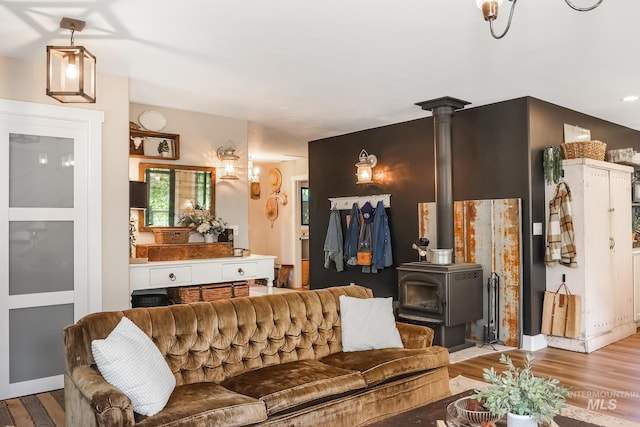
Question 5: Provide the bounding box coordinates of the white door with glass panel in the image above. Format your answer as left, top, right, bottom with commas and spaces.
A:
0, 100, 102, 399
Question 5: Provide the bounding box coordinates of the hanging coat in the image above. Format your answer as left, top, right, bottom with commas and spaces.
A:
344, 203, 361, 266
372, 200, 393, 270
324, 207, 344, 272
359, 201, 376, 274
545, 182, 578, 267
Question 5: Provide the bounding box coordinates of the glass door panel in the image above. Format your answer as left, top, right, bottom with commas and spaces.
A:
9, 133, 74, 208
9, 304, 74, 383
9, 221, 74, 295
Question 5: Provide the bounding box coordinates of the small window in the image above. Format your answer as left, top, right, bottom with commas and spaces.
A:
301, 187, 310, 225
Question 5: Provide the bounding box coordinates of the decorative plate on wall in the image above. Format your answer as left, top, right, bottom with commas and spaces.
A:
139, 110, 167, 132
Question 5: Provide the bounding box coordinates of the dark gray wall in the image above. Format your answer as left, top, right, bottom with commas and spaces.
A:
308, 96, 640, 336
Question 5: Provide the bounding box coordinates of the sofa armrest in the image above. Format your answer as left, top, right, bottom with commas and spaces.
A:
66, 365, 135, 427
396, 322, 434, 348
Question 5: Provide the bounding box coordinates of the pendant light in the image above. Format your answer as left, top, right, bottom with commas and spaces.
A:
46, 17, 96, 103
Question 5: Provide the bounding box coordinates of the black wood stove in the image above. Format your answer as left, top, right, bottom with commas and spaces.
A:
397, 262, 483, 351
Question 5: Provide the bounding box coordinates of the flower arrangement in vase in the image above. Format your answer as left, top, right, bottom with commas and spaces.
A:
178, 205, 226, 243
471, 353, 569, 426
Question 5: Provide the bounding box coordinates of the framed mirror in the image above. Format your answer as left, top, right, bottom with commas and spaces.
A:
138, 162, 216, 232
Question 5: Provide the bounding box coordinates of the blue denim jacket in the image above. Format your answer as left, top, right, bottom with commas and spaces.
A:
372, 200, 393, 270
323, 208, 344, 272
343, 203, 361, 266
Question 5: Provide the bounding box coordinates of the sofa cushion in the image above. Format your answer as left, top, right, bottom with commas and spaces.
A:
91, 316, 176, 416
221, 359, 367, 415
339, 295, 403, 352
135, 382, 267, 427
320, 346, 450, 386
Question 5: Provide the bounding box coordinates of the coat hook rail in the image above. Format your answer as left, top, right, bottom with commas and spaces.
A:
328, 194, 391, 210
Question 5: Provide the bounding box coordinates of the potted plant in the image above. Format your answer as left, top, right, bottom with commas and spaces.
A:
157, 139, 171, 157
471, 353, 569, 427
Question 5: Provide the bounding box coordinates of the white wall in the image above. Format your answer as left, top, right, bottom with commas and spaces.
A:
0, 55, 131, 311
129, 103, 250, 248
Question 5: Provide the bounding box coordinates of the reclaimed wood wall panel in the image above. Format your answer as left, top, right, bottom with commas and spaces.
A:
418, 199, 522, 347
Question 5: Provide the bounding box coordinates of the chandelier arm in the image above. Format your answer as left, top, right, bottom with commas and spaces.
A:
489, 0, 518, 39
564, 0, 603, 12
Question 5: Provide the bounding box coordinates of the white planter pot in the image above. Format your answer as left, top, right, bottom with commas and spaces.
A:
204, 234, 216, 243
507, 413, 537, 427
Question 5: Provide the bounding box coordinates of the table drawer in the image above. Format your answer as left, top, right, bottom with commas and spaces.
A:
222, 262, 257, 280
149, 266, 192, 286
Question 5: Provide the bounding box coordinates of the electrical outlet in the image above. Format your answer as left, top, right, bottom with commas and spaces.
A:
231, 225, 239, 236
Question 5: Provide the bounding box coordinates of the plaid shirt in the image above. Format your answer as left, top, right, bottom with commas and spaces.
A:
545, 182, 578, 267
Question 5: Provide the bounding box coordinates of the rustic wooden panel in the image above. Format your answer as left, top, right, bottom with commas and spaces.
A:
418, 199, 522, 347
491, 198, 522, 347
136, 242, 233, 261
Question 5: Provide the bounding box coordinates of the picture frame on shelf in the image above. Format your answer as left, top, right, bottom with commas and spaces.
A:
129, 129, 180, 160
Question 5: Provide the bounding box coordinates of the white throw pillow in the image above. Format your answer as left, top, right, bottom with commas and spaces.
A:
91, 316, 176, 416
339, 295, 403, 352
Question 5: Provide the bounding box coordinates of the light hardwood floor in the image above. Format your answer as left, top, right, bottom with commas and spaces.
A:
448, 331, 640, 423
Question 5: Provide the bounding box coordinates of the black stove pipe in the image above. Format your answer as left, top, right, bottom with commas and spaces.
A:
415, 97, 470, 258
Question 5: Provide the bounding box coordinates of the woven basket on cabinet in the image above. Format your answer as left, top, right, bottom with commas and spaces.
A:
561, 140, 606, 161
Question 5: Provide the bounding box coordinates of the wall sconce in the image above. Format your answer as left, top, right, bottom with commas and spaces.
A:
47, 17, 96, 103
217, 142, 239, 180
248, 157, 261, 199
355, 149, 377, 184
476, 0, 603, 39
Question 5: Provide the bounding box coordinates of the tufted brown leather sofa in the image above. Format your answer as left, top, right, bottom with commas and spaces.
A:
63, 285, 451, 426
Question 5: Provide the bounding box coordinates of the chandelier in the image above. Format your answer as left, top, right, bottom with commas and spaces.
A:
476, 0, 604, 39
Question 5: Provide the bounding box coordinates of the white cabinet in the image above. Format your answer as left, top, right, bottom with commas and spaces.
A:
545, 159, 635, 353
129, 255, 276, 297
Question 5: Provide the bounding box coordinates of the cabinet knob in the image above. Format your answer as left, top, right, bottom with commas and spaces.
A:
610, 237, 615, 250
238, 268, 245, 276
169, 273, 176, 281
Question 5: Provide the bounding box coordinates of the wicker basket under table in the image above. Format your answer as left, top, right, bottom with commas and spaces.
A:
168, 281, 248, 304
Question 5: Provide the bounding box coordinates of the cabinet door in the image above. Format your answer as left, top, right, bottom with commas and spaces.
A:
0, 100, 102, 399
583, 167, 614, 337
634, 253, 640, 321
609, 169, 633, 327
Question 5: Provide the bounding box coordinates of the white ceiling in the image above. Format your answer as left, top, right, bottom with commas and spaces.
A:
1, 1, 639, 160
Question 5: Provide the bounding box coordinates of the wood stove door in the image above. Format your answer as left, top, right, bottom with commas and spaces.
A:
399, 272, 444, 316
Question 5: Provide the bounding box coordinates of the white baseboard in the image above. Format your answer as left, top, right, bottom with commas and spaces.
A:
521, 334, 548, 351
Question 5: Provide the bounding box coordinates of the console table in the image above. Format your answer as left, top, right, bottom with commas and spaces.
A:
129, 255, 276, 295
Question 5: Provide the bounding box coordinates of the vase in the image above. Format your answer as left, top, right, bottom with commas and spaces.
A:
203, 234, 216, 243
507, 413, 537, 427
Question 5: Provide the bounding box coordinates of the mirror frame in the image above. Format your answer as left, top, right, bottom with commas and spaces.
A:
138, 162, 216, 232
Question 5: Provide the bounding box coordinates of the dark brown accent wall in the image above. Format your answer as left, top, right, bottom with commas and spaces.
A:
309, 96, 640, 336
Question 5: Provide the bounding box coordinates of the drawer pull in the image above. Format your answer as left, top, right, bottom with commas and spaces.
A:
169, 273, 176, 281
238, 268, 245, 276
